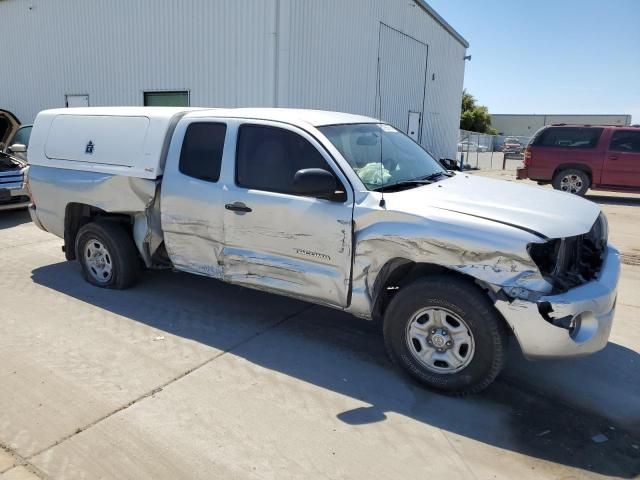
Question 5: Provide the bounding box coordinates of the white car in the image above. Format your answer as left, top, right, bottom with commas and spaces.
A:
457, 140, 488, 153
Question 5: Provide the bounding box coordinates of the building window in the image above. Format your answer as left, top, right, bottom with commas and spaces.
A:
144, 91, 190, 107
65, 94, 89, 107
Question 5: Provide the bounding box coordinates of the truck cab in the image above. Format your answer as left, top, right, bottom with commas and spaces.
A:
26, 107, 620, 395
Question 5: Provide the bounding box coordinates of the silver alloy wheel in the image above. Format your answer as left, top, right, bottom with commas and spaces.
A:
84, 238, 113, 283
560, 174, 584, 194
405, 307, 475, 374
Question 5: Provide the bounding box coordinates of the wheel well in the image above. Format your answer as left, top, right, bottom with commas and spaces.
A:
553, 164, 592, 183
372, 260, 478, 322
64, 203, 132, 260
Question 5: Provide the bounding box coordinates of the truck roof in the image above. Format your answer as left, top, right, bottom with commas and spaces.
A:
39, 107, 379, 127
28, 107, 382, 180
184, 108, 380, 127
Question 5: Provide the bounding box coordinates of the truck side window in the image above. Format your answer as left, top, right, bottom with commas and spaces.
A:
236, 124, 335, 195
609, 131, 640, 153
179, 122, 227, 182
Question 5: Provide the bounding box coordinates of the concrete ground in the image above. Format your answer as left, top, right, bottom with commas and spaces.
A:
0, 173, 639, 479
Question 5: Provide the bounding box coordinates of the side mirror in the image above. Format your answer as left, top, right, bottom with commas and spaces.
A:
292, 168, 337, 199
439, 158, 460, 171
8, 144, 26, 154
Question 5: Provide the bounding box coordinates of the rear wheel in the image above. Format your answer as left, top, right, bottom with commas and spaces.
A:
383, 276, 507, 395
553, 169, 590, 196
76, 221, 140, 289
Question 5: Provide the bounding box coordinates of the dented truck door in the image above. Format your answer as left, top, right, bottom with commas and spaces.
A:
160, 120, 229, 277
222, 121, 354, 308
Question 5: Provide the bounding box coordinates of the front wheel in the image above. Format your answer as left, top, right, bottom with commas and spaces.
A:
383, 276, 507, 395
553, 169, 590, 196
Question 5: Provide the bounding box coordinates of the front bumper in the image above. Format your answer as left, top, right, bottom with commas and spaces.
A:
0, 186, 30, 211
495, 246, 620, 359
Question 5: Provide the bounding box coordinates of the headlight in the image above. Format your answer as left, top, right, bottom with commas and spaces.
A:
595, 212, 608, 246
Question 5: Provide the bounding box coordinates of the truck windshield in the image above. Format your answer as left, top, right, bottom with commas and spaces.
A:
319, 123, 447, 190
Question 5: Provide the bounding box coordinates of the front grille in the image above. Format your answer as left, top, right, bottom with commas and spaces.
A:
529, 214, 607, 292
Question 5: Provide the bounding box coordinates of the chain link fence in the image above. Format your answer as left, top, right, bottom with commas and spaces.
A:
454, 129, 532, 171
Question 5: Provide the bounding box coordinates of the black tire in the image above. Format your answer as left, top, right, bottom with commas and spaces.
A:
383, 275, 507, 395
75, 220, 140, 289
552, 168, 590, 196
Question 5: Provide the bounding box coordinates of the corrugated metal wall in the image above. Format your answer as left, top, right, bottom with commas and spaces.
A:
0, 0, 466, 159
377, 24, 429, 139
0, 0, 278, 120
280, 0, 467, 159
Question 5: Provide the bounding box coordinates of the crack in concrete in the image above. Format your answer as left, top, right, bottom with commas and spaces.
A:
0, 444, 50, 479
22, 303, 316, 464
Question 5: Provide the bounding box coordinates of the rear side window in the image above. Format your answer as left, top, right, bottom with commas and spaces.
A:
179, 123, 227, 182
609, 131, 640, 153
533, 127, 603, 148
236, 124, 332, 194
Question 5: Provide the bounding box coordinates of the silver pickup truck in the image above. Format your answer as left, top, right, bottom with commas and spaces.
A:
26, 107, 619, 394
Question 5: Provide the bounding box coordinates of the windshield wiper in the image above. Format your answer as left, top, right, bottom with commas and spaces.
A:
421, 171, 453, 181
373, 179, 433, 192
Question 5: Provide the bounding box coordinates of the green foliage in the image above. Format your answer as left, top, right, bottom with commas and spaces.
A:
460, 90, 496, 134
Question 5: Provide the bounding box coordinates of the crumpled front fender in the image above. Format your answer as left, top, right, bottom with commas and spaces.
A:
346, 207, 551, 319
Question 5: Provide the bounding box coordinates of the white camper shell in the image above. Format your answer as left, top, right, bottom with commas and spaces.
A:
28, 108, 199, 179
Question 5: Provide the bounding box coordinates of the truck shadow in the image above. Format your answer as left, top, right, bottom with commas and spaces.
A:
586, 194, 640, 207
0, 208, 30, 229
31, 263, 640, 478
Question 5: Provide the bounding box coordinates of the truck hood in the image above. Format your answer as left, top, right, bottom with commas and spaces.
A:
388, 174, 600, 239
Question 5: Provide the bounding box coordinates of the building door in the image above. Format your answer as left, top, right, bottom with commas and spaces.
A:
408, 112, 421, 142
377, 23, 428, 143
65, 95, 89, 108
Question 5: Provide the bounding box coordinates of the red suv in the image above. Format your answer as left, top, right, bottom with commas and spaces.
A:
517, 124, 640, 195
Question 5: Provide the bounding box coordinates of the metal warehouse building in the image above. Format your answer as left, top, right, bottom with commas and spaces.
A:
0, 0, 468, 159
492, 114, 632, 138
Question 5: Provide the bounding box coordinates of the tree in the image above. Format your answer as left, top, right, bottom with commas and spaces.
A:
460, 90, 497, 135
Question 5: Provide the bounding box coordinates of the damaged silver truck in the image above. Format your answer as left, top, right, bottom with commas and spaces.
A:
26, 107, 620, 394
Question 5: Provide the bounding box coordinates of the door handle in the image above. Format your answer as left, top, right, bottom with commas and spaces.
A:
225, 202, 252, 213
609, 155, 619, 161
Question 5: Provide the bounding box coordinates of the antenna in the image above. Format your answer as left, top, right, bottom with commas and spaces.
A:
376, 55, 386, 208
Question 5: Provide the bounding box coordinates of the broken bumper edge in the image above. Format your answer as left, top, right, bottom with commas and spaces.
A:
516, 167, 528, 180
495, 246, 620, 359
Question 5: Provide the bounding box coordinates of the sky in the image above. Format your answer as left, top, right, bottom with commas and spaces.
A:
427, 0, 640, 123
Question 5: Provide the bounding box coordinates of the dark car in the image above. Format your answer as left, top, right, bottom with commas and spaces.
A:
517, 124, 640, 196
